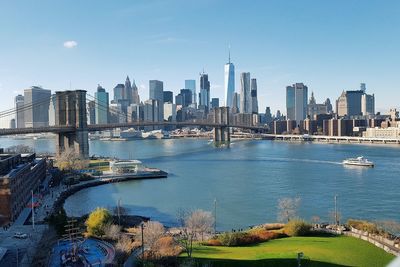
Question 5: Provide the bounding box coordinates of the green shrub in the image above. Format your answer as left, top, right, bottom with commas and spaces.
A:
215, 230, 281, 246
284, 219, 311, 236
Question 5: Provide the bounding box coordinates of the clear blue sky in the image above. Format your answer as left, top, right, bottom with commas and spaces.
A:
1, 0, 399, 116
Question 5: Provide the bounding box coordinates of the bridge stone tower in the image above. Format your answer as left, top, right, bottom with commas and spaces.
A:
213, 107, 230, 146
55, 90, 89, 157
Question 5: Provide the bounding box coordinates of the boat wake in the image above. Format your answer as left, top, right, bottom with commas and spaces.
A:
258, 157, 342, 165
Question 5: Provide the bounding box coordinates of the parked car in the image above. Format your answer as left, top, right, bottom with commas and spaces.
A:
13, 232, 28, 239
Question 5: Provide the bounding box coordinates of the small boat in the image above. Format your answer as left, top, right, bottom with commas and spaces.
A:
342, 156, 374, 167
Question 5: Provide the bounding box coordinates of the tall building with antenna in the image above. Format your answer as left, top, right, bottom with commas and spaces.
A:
224, 47, 235, 108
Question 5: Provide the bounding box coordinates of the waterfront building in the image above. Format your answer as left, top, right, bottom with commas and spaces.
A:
163, 91, 173, 103
303, 118, 318, 134
199, 72, 210, 113
15, 94, 25, 128
95, 85, 109, 124
251, 78, 258, 114
240, 72, 251, 114
363, 124, 400, 139
110, 160, 143, 174
149, 80, 164, 121
286, 83, 308, 122
24, 86, 51, 127
0, 152, 46, 225
185, 79, 196, 104
272, 120, 288, 134
164, 102, 176, 122
224, 51, 235, 108
88, 100, 96, 125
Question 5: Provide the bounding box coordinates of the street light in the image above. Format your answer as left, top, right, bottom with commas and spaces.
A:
141, 222, 145, 266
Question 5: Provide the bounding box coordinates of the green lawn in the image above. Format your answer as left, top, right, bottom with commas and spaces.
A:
185, 235, 395, 267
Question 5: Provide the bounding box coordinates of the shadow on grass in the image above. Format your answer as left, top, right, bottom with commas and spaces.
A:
188, 258, 352, 267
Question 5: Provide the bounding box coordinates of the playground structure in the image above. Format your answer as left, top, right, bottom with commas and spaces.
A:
49, 220, 115, 266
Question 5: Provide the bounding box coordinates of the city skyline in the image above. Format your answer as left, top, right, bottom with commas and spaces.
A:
1, 1, 400, 114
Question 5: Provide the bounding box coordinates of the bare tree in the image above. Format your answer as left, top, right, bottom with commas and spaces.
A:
104, 224, 121, 240
6, 144, 33, 154
277, 197, 301, 223
175, 209, 215, 258
186, 210, 214, 241
55, 147, 89, 171
139, 221, 165, 250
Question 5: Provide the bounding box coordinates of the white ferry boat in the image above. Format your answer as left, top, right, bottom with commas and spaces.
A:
342, 156, 374, 167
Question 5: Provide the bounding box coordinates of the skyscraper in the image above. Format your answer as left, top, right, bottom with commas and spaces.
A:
88, 100, 96, 125
240, 72, 251, 114
48, 94, 56, 126
360, 83, 375, 116
124, 76, 133, 104
149, 80, 164, 121
24, 86, 51, 127
113, 84, 125, 102
15, 94, 25, 128
224, 50, 235, 108
250, 78, 258, 114
199, 72, 210, 113
336, 90, 363, 117
132, 79, 140, 104
336, 84, 375, 117
362, 93, 375, 116
232, 92, 240, 114
211, 98, 219, 108
176, 89, 192, 107
95, 84, 109, 124
286, 83, 308, 121
185, 80, 196, 104
163, 91, 173, 103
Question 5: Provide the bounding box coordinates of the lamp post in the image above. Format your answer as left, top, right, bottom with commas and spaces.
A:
141, 222, 144, 266
214, 198, 217, 235
297, 252, 304, 267
31, 190, 35, 230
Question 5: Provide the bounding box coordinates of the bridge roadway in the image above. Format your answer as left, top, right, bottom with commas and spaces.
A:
0, 121, 268, 136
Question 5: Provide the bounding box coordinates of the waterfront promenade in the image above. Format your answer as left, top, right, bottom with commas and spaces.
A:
267, 134, 400, 144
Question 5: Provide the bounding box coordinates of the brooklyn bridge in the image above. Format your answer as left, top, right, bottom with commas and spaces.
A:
0, 90, 268, 157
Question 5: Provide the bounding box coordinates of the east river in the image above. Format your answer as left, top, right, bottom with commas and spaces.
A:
1, 137, 400, 230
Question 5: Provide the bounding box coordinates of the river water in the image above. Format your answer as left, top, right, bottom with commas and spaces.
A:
1, 137, 399, 230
